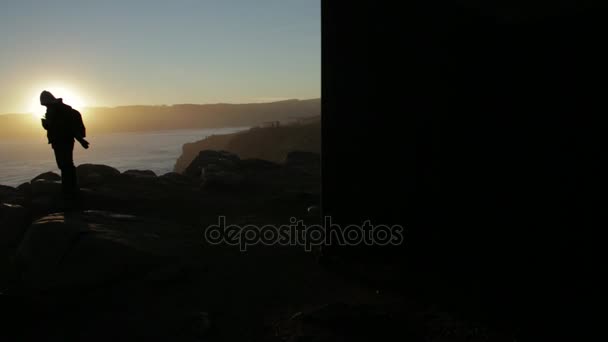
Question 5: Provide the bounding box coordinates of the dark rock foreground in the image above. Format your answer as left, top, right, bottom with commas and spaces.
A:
1, 151, 510, 341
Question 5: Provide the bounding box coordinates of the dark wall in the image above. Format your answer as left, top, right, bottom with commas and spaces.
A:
323, 1, 597, 338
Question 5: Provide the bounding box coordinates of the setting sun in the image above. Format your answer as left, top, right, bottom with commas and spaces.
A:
30, 85, 88, 119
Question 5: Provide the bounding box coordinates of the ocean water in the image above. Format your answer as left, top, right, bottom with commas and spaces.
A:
0, 127, 249, 187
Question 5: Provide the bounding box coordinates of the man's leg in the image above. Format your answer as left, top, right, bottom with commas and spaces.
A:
52, 141, 78, 198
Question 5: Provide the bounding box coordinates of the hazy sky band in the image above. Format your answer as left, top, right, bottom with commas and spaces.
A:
0, 0, 320, 113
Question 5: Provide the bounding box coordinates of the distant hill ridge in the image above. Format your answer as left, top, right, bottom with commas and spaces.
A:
0, 98, 320, 139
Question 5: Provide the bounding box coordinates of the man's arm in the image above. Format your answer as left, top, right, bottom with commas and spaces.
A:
76, 136, 90, 149
41, 109, 50, 130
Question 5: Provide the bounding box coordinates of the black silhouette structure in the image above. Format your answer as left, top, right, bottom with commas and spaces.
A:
322, 2, 594, 340
40, 90, 89, 199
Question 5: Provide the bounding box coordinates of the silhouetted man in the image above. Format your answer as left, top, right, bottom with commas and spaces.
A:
40, 90, 89, 200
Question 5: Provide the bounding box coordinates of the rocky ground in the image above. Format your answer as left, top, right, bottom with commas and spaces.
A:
1, 150, 513, 341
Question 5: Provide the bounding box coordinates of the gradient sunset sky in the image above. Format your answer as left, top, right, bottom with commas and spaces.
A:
0, 0, 320, 114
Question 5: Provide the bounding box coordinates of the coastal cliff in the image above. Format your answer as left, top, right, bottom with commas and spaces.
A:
174, 116, 320, 173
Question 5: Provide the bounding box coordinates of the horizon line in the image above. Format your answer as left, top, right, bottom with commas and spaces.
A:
0, 97, 321, 116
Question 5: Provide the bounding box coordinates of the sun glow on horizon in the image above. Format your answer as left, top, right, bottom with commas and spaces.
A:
29, 85, 89, 119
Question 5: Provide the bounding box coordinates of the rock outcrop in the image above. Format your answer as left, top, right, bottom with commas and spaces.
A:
31, 172, 61, 182
184, 149, 319, 193
30, 179, 62, 196
0, 203, 29, 252
77, 164, 121, 186
183, 150, 241, 179
0, 185, 24, 205
285, 151, 321, 171
13, 210, 187, 293
123, 169, 157, 178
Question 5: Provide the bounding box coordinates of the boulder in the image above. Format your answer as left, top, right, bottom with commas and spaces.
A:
30, 195, 59, 217
31, 172, 61, 182
30, 179, 62, 196
77, 164, 120, 186
186, 312, 212, 339
161, 172, 184, 179
284, 151, 321, 168
123, 170, 157, 178
16, 182, 31, 196
117, 170, 159, 186
201, 170, 245, 190
159, 172, 192, 185
307, 205, 321, 217
0, 203, 30, 250
0, 185, 17, 196
183, 150, 240, 178
274, 303, 399, 342
0, 185, 23, 205
82, 173, 104, 186
14, 210, 185, 292
183, 150, 292, 191
273, 303, 505, 342
238, 158, 281, 171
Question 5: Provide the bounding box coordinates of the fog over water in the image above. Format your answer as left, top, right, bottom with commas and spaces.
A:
0, 127, 249, 187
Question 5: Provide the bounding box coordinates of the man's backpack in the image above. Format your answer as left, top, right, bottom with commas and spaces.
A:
70, 108, 86, 139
